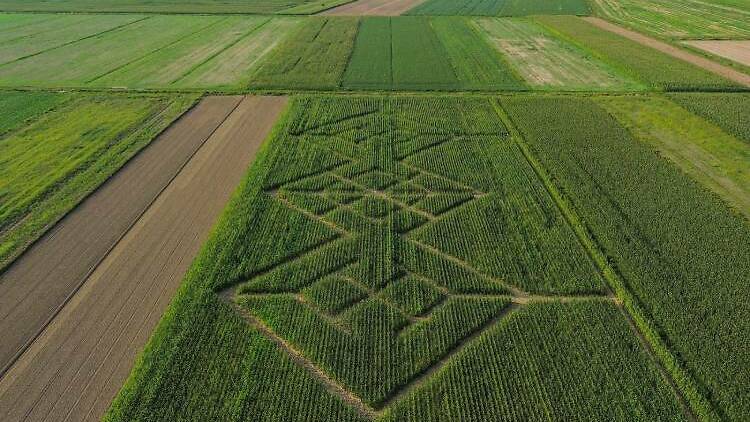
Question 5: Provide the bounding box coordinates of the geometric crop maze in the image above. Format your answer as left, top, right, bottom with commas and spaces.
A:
218, 97, 614, 419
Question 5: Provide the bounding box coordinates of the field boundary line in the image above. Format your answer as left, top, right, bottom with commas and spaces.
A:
85, 16, 231, 84
0, 95, 243, 381
170, 17, 273, 86
491, 99, 714, 421
584, 17, 750, 88
0, 16, 151, 68
1, 14, 98, 44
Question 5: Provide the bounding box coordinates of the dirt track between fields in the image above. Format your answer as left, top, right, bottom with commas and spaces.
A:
0, 95, 287, 422
322, 0, 426, 16
584, 17, 750, 87
0, 96, 241, 377
684, 40, 750, 67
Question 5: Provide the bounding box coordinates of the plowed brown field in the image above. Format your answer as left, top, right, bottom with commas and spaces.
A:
0, 95, 288, 422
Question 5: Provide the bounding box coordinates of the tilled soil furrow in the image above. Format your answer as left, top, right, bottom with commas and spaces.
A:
0, 96, 242, 378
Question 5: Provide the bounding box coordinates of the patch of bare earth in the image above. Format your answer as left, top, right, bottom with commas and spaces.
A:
684, 40, 750, 67
584, 17, 750, 87
322, 0, 426, 16
0, 95, 288, 422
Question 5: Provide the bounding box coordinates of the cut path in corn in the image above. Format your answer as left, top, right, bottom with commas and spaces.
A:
584, 17, 750, 87
0, 95, 288, 422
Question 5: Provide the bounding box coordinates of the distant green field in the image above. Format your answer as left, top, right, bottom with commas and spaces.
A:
408, 0, 591, 16
251, 17, 359, 90
343, 17, 523, 91
0, 0, 349, 14
107, 95, 688, 421
537, 16, 740, 91
0, 14, 300, 89
474, 18, 641, 91
591, 0, 750, 39
0, 92, 197, 271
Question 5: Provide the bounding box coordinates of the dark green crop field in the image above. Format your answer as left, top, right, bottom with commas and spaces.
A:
106, 95, 705, 421
408, 0, 591, 16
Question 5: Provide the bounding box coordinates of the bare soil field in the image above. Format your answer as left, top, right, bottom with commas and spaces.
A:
584, 17, 750, 87
0, 96, 241, 377
0, 95, 287, 422
322, 0, 425, 15
684, 40, 750, 67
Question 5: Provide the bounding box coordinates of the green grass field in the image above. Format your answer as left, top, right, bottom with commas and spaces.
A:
408, 0, 591, 16
106, 95, 698, 421
668, 93, 750, 144
0, 14, 301, 89
598, 95, 750, 218
0, 92, 197, 271
0, 0, 349, 14
591, 0, 750, 40
537, 16, 741, 91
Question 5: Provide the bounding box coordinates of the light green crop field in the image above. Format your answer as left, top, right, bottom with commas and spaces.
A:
0, 14, 301, 89
0, 0, 351, 14
0, 92, 197, 271
250, 17, 359, 90
591, 0, 750, 40
474, 18, 642, 91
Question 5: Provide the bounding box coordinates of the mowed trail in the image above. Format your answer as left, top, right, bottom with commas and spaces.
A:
322, 0, 426, 15
584, 17, 750, 87
0, 95, 288, 422
0, 96, 241, 376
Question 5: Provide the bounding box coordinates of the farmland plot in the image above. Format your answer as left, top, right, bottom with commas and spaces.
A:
501, 96, 750, 421
474, 18, 640, 90
0, 91, 66, 136
251, 17, 358, 90
0, 93, 197, 271
408, 0, 590, 16
91, 16, 272, 88
0, 15, 223, 87
0, 0, 343, 14
668, 93, 750, 144
107, 96, 686, 422
344, 17, 523, 91
0, 14, 145, 65
591, 0, 750, 39
598, 95, 750, 218
537, 16, 739, 91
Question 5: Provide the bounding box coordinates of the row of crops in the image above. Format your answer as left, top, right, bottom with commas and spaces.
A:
501, 95, 750, 421
0, 14, 744, 92
104, 95, 750, 421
